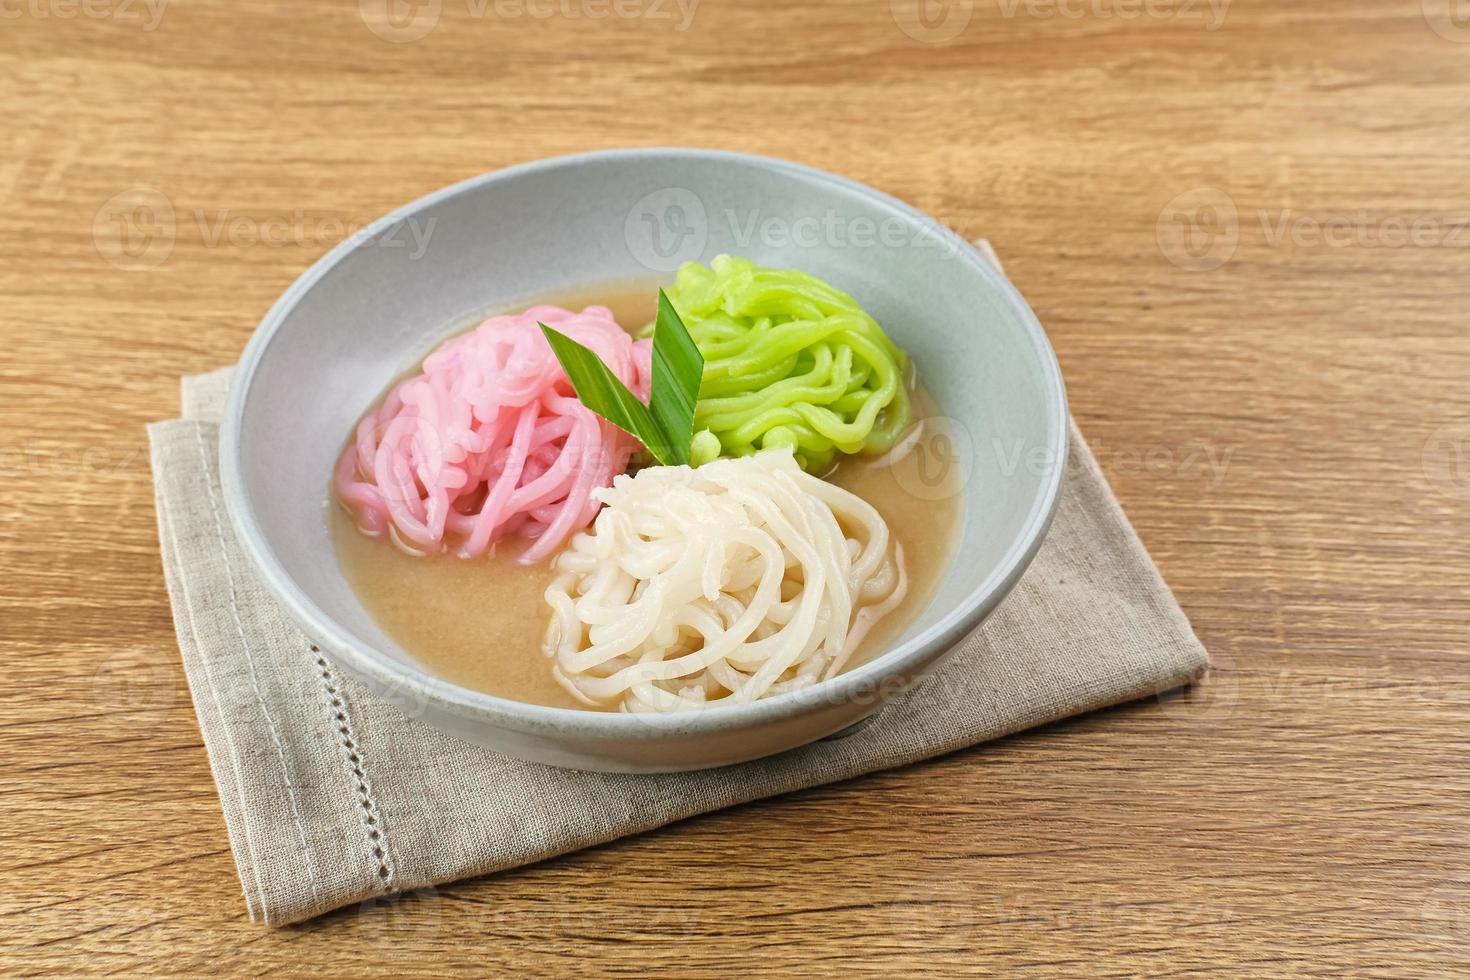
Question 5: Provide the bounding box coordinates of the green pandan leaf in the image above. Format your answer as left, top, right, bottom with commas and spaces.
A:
647, 290, 703, 462
539, 290, 703, 467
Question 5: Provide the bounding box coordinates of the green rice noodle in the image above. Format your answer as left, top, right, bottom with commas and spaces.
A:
656, 255, 912, 473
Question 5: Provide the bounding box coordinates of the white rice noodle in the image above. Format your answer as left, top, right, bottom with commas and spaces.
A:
542, 449, 905, 713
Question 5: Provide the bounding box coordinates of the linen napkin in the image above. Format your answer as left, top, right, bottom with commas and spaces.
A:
148, 243, 1209, 926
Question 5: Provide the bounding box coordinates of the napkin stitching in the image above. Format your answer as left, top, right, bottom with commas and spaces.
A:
312, 647, 395, 890
192, 425, 323, 907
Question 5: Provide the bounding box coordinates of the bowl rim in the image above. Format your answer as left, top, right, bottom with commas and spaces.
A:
219, 146, 1069, 740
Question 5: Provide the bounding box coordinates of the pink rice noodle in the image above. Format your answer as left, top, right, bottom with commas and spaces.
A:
334, 305, 651, 564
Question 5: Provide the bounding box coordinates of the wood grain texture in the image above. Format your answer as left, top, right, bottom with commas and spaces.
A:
3, 0, 1469, 974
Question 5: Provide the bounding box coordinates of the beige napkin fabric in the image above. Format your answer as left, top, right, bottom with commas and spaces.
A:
148, 245, 1208, 926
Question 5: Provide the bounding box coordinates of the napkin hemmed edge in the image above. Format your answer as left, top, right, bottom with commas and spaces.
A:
149, 419, 265, 922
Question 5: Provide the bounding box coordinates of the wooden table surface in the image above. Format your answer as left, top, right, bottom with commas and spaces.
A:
5, 0, 1470, 975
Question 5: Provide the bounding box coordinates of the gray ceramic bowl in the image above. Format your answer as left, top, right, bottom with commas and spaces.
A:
220, 148, 1067, 772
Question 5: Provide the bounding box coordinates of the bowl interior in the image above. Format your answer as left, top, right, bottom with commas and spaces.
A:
229, 150, 1065, 714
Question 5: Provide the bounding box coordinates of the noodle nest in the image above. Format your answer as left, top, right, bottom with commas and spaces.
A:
335, 305, 650, 564
658, 255, 911, 473
543, 449, 905, 712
